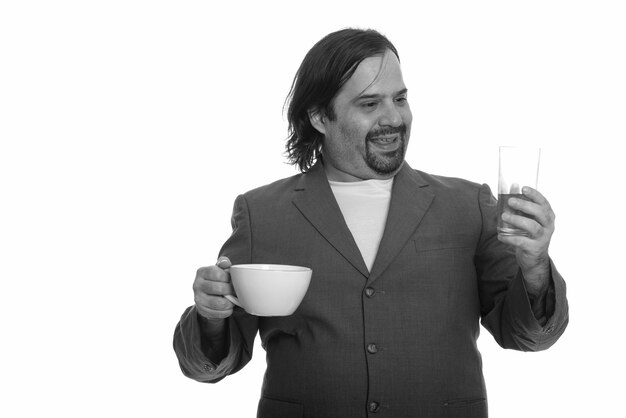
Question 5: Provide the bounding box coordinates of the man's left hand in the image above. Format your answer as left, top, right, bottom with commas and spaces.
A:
498, 187, 555, 295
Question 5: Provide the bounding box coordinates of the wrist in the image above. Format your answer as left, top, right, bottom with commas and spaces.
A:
521, 259, 550, 296
197, 311, 227, 336
197, 312, 230, 362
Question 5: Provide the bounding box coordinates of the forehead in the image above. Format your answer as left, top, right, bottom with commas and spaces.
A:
338, 51, 405, 99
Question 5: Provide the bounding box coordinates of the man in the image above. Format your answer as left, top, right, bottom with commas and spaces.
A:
173, 28, 568, 417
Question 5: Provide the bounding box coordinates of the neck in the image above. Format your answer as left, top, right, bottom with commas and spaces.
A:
321, 157, 399, 182
324, 163, 366, 182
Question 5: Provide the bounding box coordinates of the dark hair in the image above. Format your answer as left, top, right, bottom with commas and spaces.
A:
284, 28, 400, 172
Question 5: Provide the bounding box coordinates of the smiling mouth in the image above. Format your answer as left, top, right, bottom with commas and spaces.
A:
369, 135, 398, 144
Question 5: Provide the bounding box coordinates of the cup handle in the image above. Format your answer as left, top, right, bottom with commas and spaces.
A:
220, 264, 240, 308
224, 294, 241, 308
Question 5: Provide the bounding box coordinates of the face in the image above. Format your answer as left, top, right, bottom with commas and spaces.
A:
311, 50, 412, 181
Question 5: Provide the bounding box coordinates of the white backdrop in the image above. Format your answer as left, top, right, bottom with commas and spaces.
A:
1, 1, 624, 417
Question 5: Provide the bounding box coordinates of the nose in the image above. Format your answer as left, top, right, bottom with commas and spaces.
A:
378, 101, 403, 127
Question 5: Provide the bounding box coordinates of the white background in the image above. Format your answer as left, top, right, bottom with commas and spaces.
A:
1, 1, 624, 417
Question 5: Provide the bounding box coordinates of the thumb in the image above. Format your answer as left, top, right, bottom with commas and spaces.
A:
216, 256, 232, 269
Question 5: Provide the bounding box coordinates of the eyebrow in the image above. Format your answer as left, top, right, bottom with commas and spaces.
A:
353, 88, 408, 102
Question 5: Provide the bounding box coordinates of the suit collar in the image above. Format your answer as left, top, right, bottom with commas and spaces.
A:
292, 161, 370, 277
292, 160, 434, 282
367, 162, 434, 284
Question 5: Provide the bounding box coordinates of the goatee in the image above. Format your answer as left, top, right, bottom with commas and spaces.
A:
365, 125, 408, 175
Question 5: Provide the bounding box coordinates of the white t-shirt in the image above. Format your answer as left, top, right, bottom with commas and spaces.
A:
328, 178, 393, 272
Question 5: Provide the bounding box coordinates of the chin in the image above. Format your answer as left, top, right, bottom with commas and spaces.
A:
367, 155, 405, 177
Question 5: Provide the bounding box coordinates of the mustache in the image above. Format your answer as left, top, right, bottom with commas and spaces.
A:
366, 124, 407, 140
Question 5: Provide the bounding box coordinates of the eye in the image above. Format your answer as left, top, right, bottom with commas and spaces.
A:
362, 102, 378, 109
395, 96, 408, 104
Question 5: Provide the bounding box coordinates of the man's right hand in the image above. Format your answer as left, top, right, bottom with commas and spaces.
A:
193, 257, 236, 322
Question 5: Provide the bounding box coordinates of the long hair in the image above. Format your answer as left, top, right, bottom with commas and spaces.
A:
284, 28, 400, 172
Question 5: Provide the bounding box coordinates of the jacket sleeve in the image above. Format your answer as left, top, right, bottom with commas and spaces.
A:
173, 194, 259, 382
475, 184, 569, 351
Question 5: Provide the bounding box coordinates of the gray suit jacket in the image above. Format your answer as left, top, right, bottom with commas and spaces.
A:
174, 161, 568, 418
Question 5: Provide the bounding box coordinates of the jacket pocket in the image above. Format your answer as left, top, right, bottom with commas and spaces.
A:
257, 396, 304, 418
413, 233, 475, 253
443, 397, 486, 408
441, 397, 487, 417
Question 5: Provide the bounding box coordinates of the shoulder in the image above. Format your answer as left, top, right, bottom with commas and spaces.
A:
403, 167, 496, 215
240, 172, 304, 203
411, 168, 486, 196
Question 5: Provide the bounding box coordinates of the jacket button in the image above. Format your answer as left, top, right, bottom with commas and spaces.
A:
364, 287, 376, 297
369, 401, 380, 413
367, 343, 378, 354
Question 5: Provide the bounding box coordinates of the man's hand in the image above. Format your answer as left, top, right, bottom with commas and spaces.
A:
497, 187, 555, 295
193, 257, 236, 322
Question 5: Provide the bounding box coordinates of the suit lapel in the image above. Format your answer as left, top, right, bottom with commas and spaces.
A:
291, 162, 370, 278
367, 163, 434, 285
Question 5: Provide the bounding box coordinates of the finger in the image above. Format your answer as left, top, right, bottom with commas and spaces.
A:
522, 187, 555, 229
507, 195, 554, 229
195, 292, 235, 312
497, 232, 530, 248
196, 302, 234, 320
501, 211, 543, 237
196, 294, 235, 319
196, 265, 231, 283
521, 187, 550, 208
195, 278, 235, 296
216, 256, 232, 269
507, 196, 541, 220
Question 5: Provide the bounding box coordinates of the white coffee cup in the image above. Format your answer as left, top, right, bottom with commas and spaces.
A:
224, 264, 312, 316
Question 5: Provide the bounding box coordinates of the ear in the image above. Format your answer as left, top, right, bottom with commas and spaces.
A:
308, 108, 327, 135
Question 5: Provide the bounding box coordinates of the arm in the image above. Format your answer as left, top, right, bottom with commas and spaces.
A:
475, 184, 569, 351
173, 195, 259, 382
173, 305, 258, 383
499, 187, 555, 319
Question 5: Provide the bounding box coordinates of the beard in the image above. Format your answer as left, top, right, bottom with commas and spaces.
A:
365, 124, 408, 175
